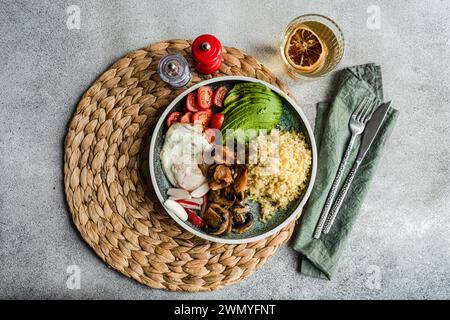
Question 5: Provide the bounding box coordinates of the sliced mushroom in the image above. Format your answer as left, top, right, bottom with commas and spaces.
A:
214, 165, 233, 184
222, 186, 237, 201
209, 189, 235, 207
235, 190, 245, 203
233, 204, 250, 216
223, 212, 233, 236
209, 180, 225, 191
208, 164, 217, 178
203, 204, 231, 235
209, 164, 233, 190
233, 167, 248, 193
204, 159, 253, 235
231, 205, 253, 234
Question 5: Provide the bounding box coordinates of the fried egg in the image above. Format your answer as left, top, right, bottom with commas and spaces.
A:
160, 123, 212, 191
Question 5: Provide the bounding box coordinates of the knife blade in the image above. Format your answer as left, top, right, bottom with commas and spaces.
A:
356, 101, 392, 161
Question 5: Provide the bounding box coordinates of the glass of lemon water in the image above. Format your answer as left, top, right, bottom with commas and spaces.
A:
280, 14, 345, 79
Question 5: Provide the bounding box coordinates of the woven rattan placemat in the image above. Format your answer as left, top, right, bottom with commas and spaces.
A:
64, 39, 298, 292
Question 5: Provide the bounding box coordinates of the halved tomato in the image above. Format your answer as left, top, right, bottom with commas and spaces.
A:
180, 112, 193, 123
185, 92, 200, 112
209, 113, 225, 130
197, 86, 213, 110
192, 111, 211, 126
212, 86, 228, 108
166, 112, 181, 127
204, 127, 216, 143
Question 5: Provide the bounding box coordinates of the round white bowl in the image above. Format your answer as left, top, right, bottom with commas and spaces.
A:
149, 76, 317, 244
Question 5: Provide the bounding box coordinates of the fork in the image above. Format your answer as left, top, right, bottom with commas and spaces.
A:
313, 97, 377, 239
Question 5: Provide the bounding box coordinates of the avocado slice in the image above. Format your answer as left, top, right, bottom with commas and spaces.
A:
223, 90, 273, 107
222, 97, 274, 115
223, 83, 272, 106
221, 82, 283, 143
221, 105, 282, 134
222, 101, 280, 121
223, 91, 281, 111
232, 82, 270, 91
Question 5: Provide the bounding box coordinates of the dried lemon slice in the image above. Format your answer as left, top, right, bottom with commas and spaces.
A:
285, 24, 328, 73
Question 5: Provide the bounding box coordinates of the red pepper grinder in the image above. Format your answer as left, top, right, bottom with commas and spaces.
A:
192, 34, 222, 74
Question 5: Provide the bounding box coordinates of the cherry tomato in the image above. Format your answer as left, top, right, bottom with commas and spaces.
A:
209, 113, 225, 130
197, 86, 213, 110
185, 92, 200, 112
192, 111, 211, 126
166, 112, 181, 127
204, 128, 216, 143
212, 86, 228, 108
180, 112, 192, 123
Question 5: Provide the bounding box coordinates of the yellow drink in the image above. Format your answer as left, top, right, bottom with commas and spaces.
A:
281, 14, 344, 79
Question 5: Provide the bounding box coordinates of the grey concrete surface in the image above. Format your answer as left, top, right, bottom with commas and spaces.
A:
0, 0, 449, 300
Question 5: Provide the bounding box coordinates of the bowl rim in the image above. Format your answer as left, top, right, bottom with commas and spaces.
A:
149, 76, 317, 244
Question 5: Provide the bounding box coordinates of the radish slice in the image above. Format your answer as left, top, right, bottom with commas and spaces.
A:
164, 199, 188, 221
176, 199, 201, 210
186, 209, 206, 228
179, 203, 201, 210
168, 196, 185, 201
167, 188, 191, 199
190, 182, 210, 198
169, 195, 202, 203
187, 197, 203, 205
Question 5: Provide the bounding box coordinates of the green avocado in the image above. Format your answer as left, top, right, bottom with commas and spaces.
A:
220, 82, 283, 143
222, 106, 281, 132
232, 82, 270, 91
222, 98, 273, 115
223, 92, 281, 114
224, 90, 273, 106
224, 100, 280, 119
223, 83, 272, 106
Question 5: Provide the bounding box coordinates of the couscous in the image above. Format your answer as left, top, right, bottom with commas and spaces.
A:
247, 130, 312, 222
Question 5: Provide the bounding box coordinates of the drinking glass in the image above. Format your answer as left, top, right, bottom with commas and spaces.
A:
280, 14, 345, 79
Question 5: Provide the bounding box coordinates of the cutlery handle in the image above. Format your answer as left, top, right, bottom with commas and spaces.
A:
314, 135, 357, 239
323, 159, 361, 234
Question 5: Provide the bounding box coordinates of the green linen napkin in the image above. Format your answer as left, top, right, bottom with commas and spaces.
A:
293, 63, 399, 279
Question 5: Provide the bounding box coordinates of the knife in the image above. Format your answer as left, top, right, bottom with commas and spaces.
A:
322, 101, 392, 234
